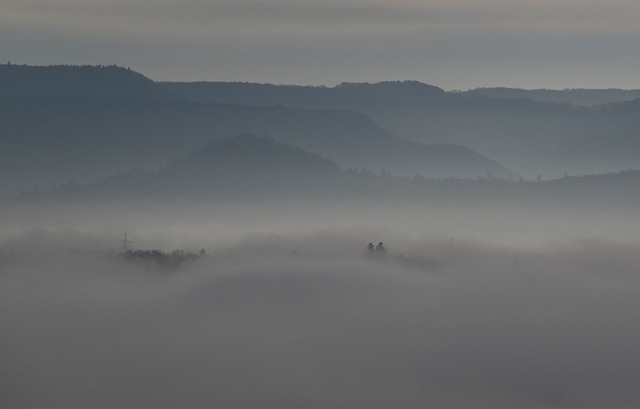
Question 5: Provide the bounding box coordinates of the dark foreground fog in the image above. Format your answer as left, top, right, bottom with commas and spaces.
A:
2, 225, 640, 409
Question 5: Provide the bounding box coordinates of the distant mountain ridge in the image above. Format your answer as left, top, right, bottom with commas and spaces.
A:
48, 135, 352, 199
0, 65, 514, 193
173, 133, 338, 174
459, 87, 640, 107
161, 80, 450, 111
32, 136, 640, 206
0, 64, 176, 100
162, 79, 640, 177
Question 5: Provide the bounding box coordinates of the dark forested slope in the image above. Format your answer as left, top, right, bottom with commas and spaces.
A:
163, 80, 640, 177
0, 96, 510, 193
0, 64, 176, 100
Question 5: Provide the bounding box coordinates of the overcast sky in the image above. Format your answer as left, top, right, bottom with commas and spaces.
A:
2, 0, 640, 89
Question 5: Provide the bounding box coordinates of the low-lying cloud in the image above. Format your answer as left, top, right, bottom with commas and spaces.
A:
2, 231, 640, 408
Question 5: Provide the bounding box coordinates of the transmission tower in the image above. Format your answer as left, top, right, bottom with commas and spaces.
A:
119, 233, 133, 253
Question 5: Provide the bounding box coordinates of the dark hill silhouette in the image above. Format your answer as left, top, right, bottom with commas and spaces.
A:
0, 64, 176, 100
160, 80, 586, 174
31, 140, 640, 207
21, 134, 506, 201
161, 80, 450, 111
459, 87, 640, 107
9, 65, 630, 179
557, 99, 640, 173
49, 135, 361, 199
0, 94, 511, 194
162, 80, 640, 177
597, 98, 640, 112
172, 133, 338, 174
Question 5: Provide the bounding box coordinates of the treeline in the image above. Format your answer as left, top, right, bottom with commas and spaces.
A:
0, 63, 175, 100
121, 248, 206, 270
1, 63, 137, 73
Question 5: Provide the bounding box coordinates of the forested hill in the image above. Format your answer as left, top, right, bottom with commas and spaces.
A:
0, 64, 176, 100
161, 80, 449, 111
161, 80, 640, 178
0, 95, 512, 194
459, 87, 640, 107
42, 135, 348, 199
0, 64, 515, 194
172, 133, 339, 174
30, 142, 640, 205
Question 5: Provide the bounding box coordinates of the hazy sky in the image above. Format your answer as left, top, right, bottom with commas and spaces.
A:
3, 0, 640, 89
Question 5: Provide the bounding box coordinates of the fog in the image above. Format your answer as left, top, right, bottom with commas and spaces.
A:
2, 203, 640, 408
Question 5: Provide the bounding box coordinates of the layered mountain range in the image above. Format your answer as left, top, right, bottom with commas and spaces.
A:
163, 79, 640, 177
3, 64, 640, 197
0, 64, 511, 194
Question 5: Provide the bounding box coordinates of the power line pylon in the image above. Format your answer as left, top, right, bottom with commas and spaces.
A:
119, 233, 133, 253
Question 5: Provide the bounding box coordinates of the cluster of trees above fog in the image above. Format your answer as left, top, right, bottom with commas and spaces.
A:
121, 248, 206, 269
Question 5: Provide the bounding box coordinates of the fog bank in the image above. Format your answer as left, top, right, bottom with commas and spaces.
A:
2, 231, 640, 408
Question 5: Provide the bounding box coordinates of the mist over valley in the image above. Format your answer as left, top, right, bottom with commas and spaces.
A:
1, 64, 640, 408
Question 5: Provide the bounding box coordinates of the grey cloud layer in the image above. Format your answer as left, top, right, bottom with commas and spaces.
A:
3, 0, 640, 88
5, 0, 639, 38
